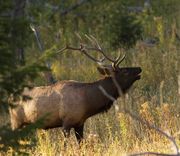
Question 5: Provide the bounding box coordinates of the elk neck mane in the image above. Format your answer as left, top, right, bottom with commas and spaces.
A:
54, 77, 119, 115
70, 76, 120, 115
91, 76, 119, 113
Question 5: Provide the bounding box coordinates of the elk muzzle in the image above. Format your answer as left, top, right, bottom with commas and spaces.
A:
134, 67, 142, 80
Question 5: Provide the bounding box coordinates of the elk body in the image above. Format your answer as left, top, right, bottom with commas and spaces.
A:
10, 36, 142, 143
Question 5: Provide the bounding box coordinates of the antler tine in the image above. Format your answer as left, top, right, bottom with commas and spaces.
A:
75, 32, 83, 42
111, 50, 126, 68
85, 35, 103, 52
85, 34, 96, 48
97, 57, 106, 66
115, 51, 122, 62
111, 51, 121, 68
85, 35, 116, 63
80, 46, 105, 64
89, 35, 102, 50
76, 33, 87, 50
116, 53, 126, 66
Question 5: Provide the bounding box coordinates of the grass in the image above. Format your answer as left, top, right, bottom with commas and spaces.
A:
29, 102, 179, 156
2, 45, 180, 156
1, 12, 180, 156
32, 33, 180, 155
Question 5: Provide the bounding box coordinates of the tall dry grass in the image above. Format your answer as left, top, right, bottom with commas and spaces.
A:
2, 16, 180, 156
30, 25, 180, 155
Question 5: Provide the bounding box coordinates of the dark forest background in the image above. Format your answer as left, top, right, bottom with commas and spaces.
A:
0, 0, 180, 155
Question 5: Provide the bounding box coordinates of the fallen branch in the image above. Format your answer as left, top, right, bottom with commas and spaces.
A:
124, 109, 180, 156
99, 82, 180, 156
129, 152, 178, 156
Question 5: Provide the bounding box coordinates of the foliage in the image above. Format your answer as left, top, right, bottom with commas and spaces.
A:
0, 0, 180, 155
0, 0, 47, 154
105, 11, 143, 49
0, 0, 47, 110
0, 119, 44, 154
26, 0, 144, 50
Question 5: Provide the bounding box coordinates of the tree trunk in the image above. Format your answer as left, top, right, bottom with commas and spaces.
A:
12, 0, 26, 65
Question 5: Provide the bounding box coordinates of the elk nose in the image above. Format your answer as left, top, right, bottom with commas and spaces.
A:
137, 67, 142, 73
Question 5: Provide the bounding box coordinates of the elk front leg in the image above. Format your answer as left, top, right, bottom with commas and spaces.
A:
62, 126, 71, 147
74, 124, 84, 144
63, 127, 70, 138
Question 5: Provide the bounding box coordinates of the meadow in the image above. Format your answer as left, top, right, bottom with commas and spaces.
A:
1, 1, 180, 155
11, 34, 180, 155
34, 42, 179, 156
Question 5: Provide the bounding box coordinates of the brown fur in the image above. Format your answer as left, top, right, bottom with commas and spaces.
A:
10, 67, 142, 143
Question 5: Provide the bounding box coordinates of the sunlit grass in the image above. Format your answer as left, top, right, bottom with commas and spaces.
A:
28, 99, 179, 156
1, 16, 180, 155
30, 32, 180, 155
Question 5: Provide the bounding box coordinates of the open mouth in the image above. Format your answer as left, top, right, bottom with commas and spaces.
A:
136, 74, 141, 79
135, 70, 142, 80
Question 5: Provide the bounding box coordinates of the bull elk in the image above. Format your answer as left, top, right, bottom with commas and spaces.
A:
9, 36, 142, 143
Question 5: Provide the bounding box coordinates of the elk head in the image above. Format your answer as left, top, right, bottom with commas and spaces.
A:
91, 39, 142, 93
57, 35, 142, 93
97, 63, 141, 93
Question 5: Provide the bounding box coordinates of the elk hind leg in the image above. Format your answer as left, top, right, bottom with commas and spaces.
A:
74, 124, 84, 144
62, 126, 71, 147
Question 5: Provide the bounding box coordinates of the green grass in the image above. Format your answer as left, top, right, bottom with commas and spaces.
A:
34, 30, 180, 154
5, 41, 179, 156
1, 14, 180, 156
29, 102, 179, 156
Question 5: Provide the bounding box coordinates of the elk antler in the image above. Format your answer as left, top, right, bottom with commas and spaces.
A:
84, 35, 126, 68
56, 44, 104, 64
56, 35, 126, 68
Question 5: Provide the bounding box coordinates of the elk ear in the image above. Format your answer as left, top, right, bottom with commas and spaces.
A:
97, 66, 112, 75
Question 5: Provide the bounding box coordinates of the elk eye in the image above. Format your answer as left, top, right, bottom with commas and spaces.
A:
122, 69, 127, 73
122, 69, 128, 75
